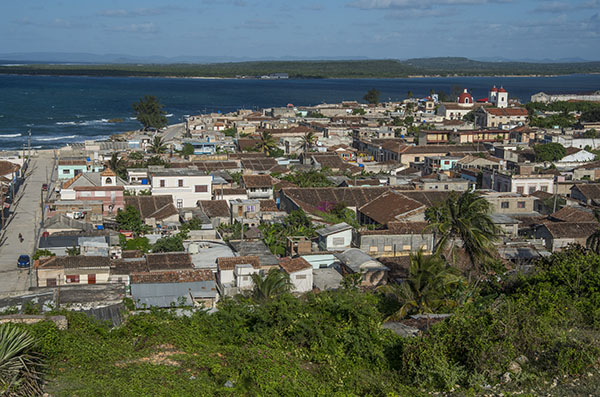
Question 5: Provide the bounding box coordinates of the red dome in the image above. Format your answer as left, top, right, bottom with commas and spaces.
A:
458, 91, 473, 104
490, 86, 498, 92
498, 87, 507, 93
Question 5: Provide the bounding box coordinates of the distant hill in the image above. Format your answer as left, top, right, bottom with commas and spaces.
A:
0, 57, 599, 78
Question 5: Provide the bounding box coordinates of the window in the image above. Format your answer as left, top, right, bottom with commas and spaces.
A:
246, 205, 255, 212
529, 186, 536, 195
517, 201, 525, 209
501, 201, 509, 209
369, 246, 378, 253
104, 177, 112, 184
62, 169, 70, 174
415, 157, 420, 162
176, 199, 183, 209
241, 276, 249, 281
88, 274, 96, 284
402, 245, 411, 251
46, 278, 57, 287
160, 179, 165, 187
178, 179, 184, 187
195, 185, 208, 193
250, 188, 256, 192
541, 185, 548, 192
444, 161, 450, 165
384, 245, 393, 252
516, 186, 524, 194
444, 185, 449, 190
66, 275, 80, 283
296, 274, 307, 280
332, 237, 345, 246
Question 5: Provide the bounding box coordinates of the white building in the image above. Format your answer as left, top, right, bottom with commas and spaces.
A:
481, 170, 555, 195
279, 257, 313, 293
315, 222, 353, 251
489, 86, 509, 108
150, 169, 212, 208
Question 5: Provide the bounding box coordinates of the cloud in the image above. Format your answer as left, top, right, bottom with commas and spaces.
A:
385, 8, 455, 18
12, 17, 84, 29
107, 23, 160, 34
348, 0, 510, 9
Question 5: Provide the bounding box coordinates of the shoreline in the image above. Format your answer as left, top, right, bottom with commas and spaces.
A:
1, 72, 599, 80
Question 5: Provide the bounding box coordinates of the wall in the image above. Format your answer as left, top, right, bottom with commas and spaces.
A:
290, 268, 313, 292
151, 175, 213, 208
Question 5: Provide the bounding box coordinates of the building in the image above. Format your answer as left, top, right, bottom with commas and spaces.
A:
60, 169, 126, 216
315, 222, 353, 251
474, 107, 529, 128
124, 195, 180, 228
279, 257, 313, 293
570, 184, 600, 205
150, 169, 212, 208
531, 90, 600, 103
58, 159, 89, 180
217, 256, 262, 296
241, 174, 273, 199
36, 256, 111, 287
481, 170, 554, 195
335, 248, 389, 288
534, 222, 598, 252
354, 222, 434, 257
489, 86, 509, 108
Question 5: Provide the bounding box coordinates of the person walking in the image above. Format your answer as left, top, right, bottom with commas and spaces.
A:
18, 233, 23, 243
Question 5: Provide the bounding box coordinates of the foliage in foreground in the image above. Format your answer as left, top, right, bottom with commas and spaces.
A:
16, 246, 600, 395
0, 324, 45, 396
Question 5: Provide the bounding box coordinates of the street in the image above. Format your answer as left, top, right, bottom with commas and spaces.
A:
0, 150, 53, 296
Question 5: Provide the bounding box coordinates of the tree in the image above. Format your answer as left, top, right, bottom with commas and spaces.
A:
250, 269, 292, 302
379, 250, 463, 319
148, 136, 167, 154
407, 90, 413, 98
116, 205, 147, 235
298, 131, 317, 155
66, 246, 80, 256
181, 143, 195, 157
152, 234, 185, 253
587, 210, 600, 254
129, 151, 144, 160
363, 88, 380, 104
256, 131, 278, 156
107, 153, 127, 180
0, 324, 44, 396
425, 190, 500, 272
534, 143, 566, 162
132, 95, 168, 130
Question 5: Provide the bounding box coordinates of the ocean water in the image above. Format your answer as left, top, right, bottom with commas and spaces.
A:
1, 73, 599, 150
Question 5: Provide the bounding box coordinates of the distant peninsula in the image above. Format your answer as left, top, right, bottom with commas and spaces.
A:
1, 57, 600, 79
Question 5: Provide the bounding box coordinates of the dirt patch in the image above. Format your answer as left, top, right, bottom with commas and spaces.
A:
116, 344, 185, 367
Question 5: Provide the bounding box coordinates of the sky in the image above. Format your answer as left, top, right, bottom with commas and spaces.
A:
1, 0, 599, 61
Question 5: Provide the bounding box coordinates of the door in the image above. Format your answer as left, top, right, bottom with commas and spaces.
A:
88, 274, 96, 284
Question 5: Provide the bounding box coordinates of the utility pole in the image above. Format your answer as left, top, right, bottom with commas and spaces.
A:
28, 129, 31, 161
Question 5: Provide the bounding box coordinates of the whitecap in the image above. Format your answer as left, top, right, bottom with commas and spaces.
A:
56, 121, 78, 126
0, 133, 22, 138
166, 113, 174, 117
36, 135, 77, 141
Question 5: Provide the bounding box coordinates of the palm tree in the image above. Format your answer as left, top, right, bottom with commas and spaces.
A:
586, 210, 600, 253
148, 136, 167, 154
298, 131, 317, 156
0, 324, 44, 396
250, 268, 292, 302
379, 250, 463, 320
425, 190, 500, 272
107, 153, 127, 180
256, 131, 278, 156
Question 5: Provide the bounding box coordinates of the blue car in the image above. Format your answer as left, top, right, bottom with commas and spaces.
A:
17, 255, 30, 269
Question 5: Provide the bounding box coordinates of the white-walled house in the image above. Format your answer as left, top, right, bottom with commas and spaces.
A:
150, 169, 212, 208
481, 170, 554, 195
279, 257, 313, 293
315, 222, 353, 251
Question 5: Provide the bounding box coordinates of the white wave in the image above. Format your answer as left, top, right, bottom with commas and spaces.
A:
25, 124, 34, 127
36, 135, 77, 141
129, 117, 137, 120
31, 146, 42, 149
0, 133, 22, 138
166, 113, 174, 117
56, 121, 78, 126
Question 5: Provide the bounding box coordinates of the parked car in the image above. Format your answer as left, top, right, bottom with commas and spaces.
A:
42, 183, 48, 191
17, 254, 30, 268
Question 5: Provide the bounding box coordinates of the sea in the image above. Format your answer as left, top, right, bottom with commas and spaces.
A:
1, 73, 599, 151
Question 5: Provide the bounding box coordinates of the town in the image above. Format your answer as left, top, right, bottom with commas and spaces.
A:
2, 85, 600, 394
1, 87, 600, 312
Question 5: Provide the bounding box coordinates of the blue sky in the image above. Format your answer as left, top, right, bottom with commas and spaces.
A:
1, 0, 599, 60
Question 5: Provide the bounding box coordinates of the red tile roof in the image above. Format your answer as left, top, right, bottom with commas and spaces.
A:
279, 257, 312, 273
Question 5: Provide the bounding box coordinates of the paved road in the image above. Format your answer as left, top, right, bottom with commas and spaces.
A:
162, 122, 185, 143
0, 151, 53, 296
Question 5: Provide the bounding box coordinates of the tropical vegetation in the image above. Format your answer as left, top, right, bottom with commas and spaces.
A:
148, 136, 168, 154
255, 131, 278, 156
132, 95, 168, 130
